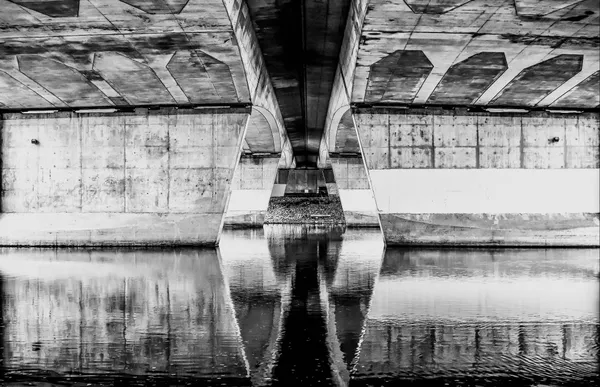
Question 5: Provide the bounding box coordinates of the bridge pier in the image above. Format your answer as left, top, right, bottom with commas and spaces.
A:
352, 109, 599, 246
0, 108, 249, 246
226, 154, 281, 227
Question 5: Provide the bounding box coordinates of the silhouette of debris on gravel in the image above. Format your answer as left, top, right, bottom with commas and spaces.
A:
265, 195, 345, 224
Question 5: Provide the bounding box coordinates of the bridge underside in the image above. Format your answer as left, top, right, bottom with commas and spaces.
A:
0, 0, 598, 246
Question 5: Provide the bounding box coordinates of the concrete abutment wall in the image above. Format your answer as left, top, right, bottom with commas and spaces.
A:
0, 108, 249, 246
353, 109, 600, 246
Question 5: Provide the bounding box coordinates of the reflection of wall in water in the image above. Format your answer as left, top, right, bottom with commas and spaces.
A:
0, 249, 246, 378
354, 248, 600, 380
355, 322, 598, 379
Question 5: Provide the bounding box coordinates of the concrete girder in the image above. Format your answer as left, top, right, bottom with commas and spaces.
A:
223, 0, 293, 164
242, 0, 353, 167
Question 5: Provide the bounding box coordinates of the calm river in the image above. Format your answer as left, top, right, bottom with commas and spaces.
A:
0, 225, 597, 386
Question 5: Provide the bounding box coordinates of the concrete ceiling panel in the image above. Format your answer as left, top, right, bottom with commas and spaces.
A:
0, 70, 54, 108
118, 0, 189, 14
427, 52, 508, 105
166, 50, 238, 104
364, 50, 433, 103
7, 0, 79, 17
551, 71, 600, 108
490, 54, 583, 106
514, 0, 587, 18
93, 52, 175, 105
349, 0, 598, 109
17, 54, 112, 106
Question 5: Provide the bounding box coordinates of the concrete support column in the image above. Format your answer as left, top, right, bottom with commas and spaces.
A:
0, 108, 249, 246
225, 155, 280, 226
330, 156, 378, 226
354, 109, 600, 246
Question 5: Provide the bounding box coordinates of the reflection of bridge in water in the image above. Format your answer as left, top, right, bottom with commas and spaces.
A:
0, 228, 598, 386
353, 249, 599, 386
0, 248, 250, 385
219, 225, 384, 386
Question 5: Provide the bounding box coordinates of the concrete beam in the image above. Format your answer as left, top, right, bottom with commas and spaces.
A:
319, 0, 368, 167
223, 0, 293, 167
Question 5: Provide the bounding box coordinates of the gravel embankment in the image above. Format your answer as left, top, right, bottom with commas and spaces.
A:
264, 196, 345, 224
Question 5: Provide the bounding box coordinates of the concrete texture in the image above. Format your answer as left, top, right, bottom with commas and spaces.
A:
322, 0, 599, 166
348, 0, 599, 107
355, 109, 600, 170
330, 157, 379, 227
244, 0, 352, 166
225, 155, 280, 227
0, 0, 251, 108
353, 109, 600, 246
225, 0, 293, 166
380, 213, 600, 246
0, 108, 249, 246
282, 169, 329, 195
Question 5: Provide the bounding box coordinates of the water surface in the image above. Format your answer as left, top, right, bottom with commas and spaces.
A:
0, 225, 597, 386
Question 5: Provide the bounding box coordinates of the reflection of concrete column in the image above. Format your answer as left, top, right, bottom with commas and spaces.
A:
271, 238, 335, 384
219, 229, 283, 383
327, 235, 383, 372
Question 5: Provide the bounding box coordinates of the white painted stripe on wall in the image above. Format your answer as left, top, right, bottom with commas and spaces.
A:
369, 169, 600, 213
